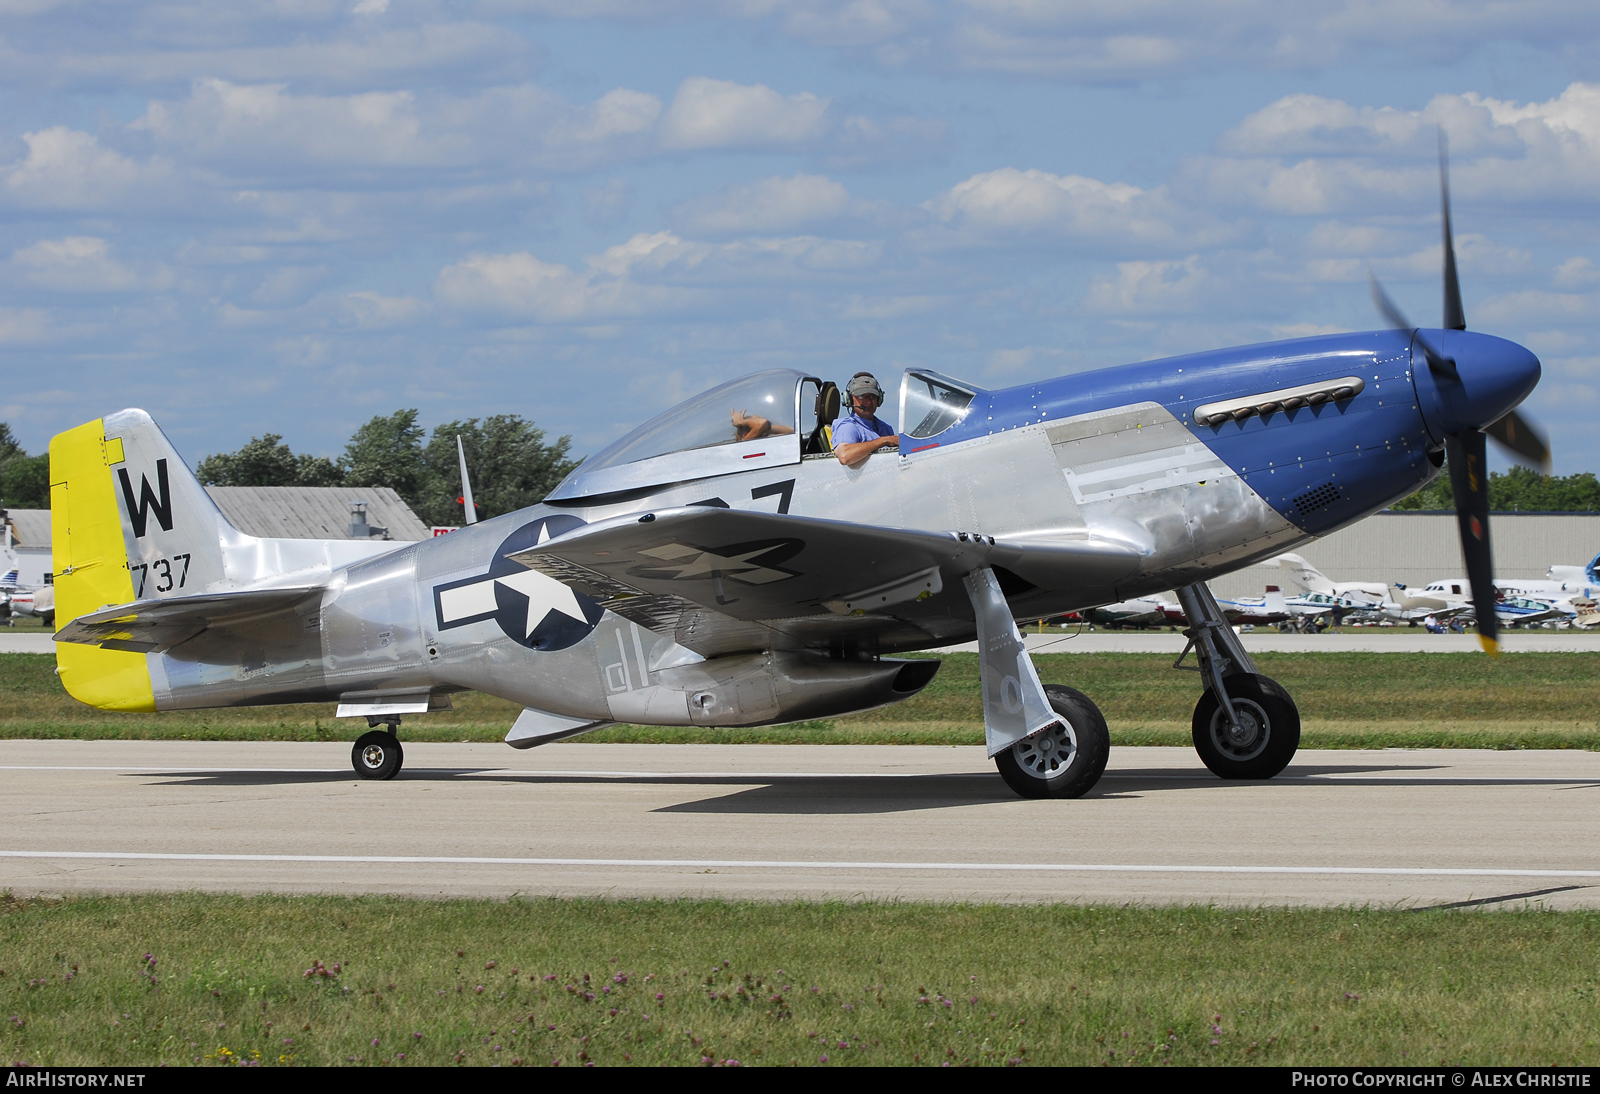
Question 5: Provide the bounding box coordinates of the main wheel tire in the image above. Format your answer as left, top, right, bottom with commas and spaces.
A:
352, 730, 403, 780
1191, 673, 1300, 780
994, 684, 1110, 800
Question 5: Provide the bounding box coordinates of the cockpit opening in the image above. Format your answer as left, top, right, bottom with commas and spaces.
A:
582, 370, 801, 473
544, 365, 985, 502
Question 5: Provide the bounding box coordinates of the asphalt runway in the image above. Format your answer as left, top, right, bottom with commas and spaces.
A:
3, 741, 1599, 909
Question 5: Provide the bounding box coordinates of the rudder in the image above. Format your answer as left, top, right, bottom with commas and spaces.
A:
51, 417, 153, 710
50, 409, 241, 711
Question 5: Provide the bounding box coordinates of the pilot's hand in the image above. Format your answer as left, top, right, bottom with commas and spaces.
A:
731, 408, 773, 440
835, 433, 898, 468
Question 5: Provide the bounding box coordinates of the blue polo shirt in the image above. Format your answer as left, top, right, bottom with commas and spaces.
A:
832, 410, 896, 446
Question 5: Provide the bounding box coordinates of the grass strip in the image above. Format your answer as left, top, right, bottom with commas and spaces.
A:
4, 893, 1599, 1067
4, 651, 1600, 749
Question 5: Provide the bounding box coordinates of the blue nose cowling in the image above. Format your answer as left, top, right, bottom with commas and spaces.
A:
1411, 329, 1541, 441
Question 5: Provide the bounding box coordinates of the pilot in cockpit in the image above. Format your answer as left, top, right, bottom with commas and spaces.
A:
831, 372, 898, 468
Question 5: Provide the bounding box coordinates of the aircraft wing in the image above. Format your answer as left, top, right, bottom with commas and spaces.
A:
511, 506, 1142, 654
54, 586, 324, 654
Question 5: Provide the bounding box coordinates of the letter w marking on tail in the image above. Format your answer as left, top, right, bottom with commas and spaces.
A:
117, 459, 174, 537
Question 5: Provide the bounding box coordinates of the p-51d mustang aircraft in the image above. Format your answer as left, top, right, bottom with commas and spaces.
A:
49, 148, 1548, 799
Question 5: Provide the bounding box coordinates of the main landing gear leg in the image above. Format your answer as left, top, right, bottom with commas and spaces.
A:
352, 715, 404, 780
1174, 583, 1300, 779
964, 567, 1109, 799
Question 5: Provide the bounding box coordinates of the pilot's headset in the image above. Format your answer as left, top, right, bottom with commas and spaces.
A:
846, 372, 884, 413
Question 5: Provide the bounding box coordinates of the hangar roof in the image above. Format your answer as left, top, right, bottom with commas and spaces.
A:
3, 486, 429, 545
205, 486, 429, 541
3, 509, 50, 549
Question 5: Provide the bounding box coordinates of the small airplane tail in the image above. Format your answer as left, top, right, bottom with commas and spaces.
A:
1271, 552, 1335, 593
1588, 550, 1600, 585
50, 409, 243, 711
1263, 585, 1287, 614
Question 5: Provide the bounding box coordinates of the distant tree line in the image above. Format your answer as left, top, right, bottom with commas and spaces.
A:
0, 424, 49, 508
0, 413, 580, 521
1391, 461, 1600, 512
195, 410, 581, 527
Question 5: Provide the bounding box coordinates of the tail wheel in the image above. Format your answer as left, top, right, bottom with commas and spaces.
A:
1191, 673, 1300, 780
994, 684, 1110, 800
352, 730, 403, 780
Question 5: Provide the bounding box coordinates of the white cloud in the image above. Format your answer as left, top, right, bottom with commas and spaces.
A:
11, 236, 168, 292
778, 0, 931, 47
435, 228, 884, 322
1197, 83, 1600, 214
673, 173, 855, 234
252, 265, 331, 307
133, 78, 446, 170
1084, 256, 1207, 314
836, 293, 941, 319
584, 178, 633, 227
589, 230, 881, 282
1218, 93, 1429, 157
659, 77, 831, 150
1, 21, 523, 92
0, 308, 54, 344
765, 2, 1600, 83
0, 127, 173, 210
127, 79, 668, 177
434, 251, 667, 322
342, 291, 430, 328
1302, 221, 1400, 256
1474, 288, 1600, 326
577, 88, 664, 143
925, 167, 1187, 246
1555, 257, 1600, 289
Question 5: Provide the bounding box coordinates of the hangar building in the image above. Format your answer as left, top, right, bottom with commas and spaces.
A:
1209, 512, 1600, 599
3, 486, 430, 588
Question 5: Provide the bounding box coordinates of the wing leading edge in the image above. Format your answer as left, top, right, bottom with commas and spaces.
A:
511, 507, 1144, 655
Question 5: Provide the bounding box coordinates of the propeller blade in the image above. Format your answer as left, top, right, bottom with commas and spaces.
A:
1484, 409, 1551, 473
1443, 429, 1498, 655
1439, 128, 1466, 332
1369, 271, 1459, 380
1369, 271, 1412, 334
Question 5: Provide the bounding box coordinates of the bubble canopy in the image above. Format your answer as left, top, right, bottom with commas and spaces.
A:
546, 369, 810, 501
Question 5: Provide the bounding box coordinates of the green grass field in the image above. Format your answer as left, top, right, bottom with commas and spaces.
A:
3, 650, 1598, 749
4, 894, 1599, 1067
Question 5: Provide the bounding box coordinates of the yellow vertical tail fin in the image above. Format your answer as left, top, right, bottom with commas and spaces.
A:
50, 418, 154, 712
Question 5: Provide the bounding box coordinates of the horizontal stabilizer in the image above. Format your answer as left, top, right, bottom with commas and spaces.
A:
54, 586, 323, 654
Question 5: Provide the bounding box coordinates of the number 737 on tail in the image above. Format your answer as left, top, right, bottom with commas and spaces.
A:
49, 157, 1547, 799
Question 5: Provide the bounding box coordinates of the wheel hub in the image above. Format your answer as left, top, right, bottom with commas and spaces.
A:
361, 744, 387, 769
1210, 698, 1271, 761
1012, 720, 1079, 778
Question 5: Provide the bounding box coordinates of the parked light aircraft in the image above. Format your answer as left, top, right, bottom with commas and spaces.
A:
1413, 552, 1598, 606
47, 143, 1549, 799
1546, 552, 1600, 593
0, 528, 53, 625
1270, 553, 1388, 606
1157, 586, 1295, 628
1082, 595, 1175, 628
1271, 551, 1481, 625
1492, 595, 1569, 628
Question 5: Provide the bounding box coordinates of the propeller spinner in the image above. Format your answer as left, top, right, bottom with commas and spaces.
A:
1368, 131, 1550, 655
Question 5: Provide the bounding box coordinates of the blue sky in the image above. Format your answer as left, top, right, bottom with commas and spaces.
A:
5, 1, 1600, 475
